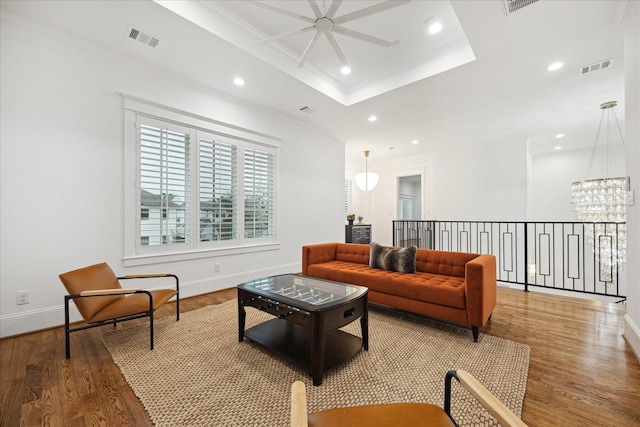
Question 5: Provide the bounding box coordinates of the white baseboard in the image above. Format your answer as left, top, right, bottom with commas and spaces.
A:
623, 315, 640, 361
0, 263, 299, 338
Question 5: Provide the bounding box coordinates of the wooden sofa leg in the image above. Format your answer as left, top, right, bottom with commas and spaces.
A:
472, 326, 479, 342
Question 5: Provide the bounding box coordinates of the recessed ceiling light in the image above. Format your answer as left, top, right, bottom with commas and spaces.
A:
412, 140, 419, 145
368, 115, 377, 122
424, 17, 442, 34
555, 133, 564, 138
233, 77, 245, 86
428, 22, 442, 34
554, 146, 562, 150
547, 62, 563, 71
341, 66, 351, 75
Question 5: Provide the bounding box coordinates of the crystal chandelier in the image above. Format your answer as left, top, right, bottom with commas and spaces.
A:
570, 101, 628, 282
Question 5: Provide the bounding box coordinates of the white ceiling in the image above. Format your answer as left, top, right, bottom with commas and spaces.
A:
0, 0, 627, 167
160, 0, 475, 106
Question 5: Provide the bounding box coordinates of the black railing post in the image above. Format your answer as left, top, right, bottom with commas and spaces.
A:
524, 222, 529, 292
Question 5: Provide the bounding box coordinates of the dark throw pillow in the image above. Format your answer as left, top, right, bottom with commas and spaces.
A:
385, 246, 417, 273
369, 241, 391, 269
369, 242, 417, 273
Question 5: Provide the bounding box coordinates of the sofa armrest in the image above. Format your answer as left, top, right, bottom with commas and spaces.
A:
302, 243, 339, 275
464, 254, 497, 327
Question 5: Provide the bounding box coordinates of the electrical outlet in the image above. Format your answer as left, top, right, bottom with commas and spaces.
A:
17, 290, 30, 305
214, 263, 221, 273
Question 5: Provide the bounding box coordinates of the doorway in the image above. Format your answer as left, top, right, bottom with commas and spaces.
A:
397, 175, 421, 219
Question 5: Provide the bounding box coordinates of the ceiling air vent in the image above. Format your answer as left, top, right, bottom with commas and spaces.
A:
579, 58, 613, 75
127, 26, 160, 48
299, 106, 315, 114
502, 0, 539, 15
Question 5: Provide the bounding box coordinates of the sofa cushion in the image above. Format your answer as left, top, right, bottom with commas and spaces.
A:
369, 242, 417, 273
306, 261, 466, 309
415, 250, 478, 278
335, 243, 370, 265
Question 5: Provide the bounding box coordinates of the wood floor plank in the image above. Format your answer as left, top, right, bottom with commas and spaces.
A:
0, 337, 17, 383
1, 379, 23, 427
1, 286, 639, 426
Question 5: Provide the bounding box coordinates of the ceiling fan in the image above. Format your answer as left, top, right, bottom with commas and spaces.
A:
251, 0, 410, 69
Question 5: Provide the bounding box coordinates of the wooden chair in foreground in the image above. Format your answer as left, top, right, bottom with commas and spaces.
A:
291, 370, 528, 427
59, 262, 179, 359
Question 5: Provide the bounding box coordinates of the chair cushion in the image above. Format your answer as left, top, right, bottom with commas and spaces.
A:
308, 402, 455, 427
89, 289, 177, 323
59, 263, 123, 321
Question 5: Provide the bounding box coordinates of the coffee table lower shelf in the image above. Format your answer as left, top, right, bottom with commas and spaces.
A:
244, 318, 364, 380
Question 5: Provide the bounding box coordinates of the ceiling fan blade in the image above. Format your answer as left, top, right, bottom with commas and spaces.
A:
333, 0, 410, 26
325, 0, 343, 19
307, 0, 323, 19
249, 1, 315, 24
325, 32, 349, 67
298, 32, 322, 68
332, 26, 394, 47
257, 26, 315, 44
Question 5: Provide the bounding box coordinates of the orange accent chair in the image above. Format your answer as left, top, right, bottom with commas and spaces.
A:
59, 262, 179, 359
291, 370, 528, 427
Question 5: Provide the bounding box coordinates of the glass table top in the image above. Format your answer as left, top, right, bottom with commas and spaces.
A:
238, 274, 365, 306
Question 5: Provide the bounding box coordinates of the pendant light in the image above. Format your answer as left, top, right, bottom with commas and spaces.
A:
570, 101, 628, 282
355, 150, 379, 191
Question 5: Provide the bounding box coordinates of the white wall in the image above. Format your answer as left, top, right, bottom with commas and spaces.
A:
432, 139, 528, 221
350, 139, 527, 246
530, 145, 626, 221
0, 15, 345, 337
623, 1, 640, 358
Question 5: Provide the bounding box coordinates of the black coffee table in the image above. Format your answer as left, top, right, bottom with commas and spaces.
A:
237, 274, 368, 386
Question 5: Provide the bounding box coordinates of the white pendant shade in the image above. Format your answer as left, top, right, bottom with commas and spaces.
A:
355, 150, 378, 191
355, 172, 379, 191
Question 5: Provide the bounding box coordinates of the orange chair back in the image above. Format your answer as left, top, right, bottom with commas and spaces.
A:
59, 263, 123, 322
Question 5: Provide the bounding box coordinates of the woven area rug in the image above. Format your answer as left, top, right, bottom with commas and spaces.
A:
103, 300, 529, 427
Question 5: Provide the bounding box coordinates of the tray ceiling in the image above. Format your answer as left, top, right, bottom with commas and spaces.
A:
156, 0, 475, 106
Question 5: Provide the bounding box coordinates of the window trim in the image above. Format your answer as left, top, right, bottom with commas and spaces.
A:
122, 95, 282, 266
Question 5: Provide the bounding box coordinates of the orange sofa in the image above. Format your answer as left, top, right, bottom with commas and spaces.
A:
302, 243, 497, 341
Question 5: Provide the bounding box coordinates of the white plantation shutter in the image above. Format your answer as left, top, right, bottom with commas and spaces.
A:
345, 178, 353, 222
128, 105, 279, 258
199, 137, 238, 242
139, 122, 190, 246
244, 147, 275, 239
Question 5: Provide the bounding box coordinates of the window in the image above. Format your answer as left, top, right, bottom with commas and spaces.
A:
138, 122, 190, 247
126, 105, 279, 261
344, 178, 353, 224
244, 148, 275, 239
199, 137, 237, 242
398, 197, 413, 220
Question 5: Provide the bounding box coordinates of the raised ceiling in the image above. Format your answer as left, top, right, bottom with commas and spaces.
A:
158, 0, 475, 106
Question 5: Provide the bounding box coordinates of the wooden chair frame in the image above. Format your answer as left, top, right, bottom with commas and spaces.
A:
64, 273, 179, 359
291, 369, 527, 427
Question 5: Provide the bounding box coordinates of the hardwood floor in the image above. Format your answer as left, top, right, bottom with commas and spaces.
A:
1, 287, 638, 426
